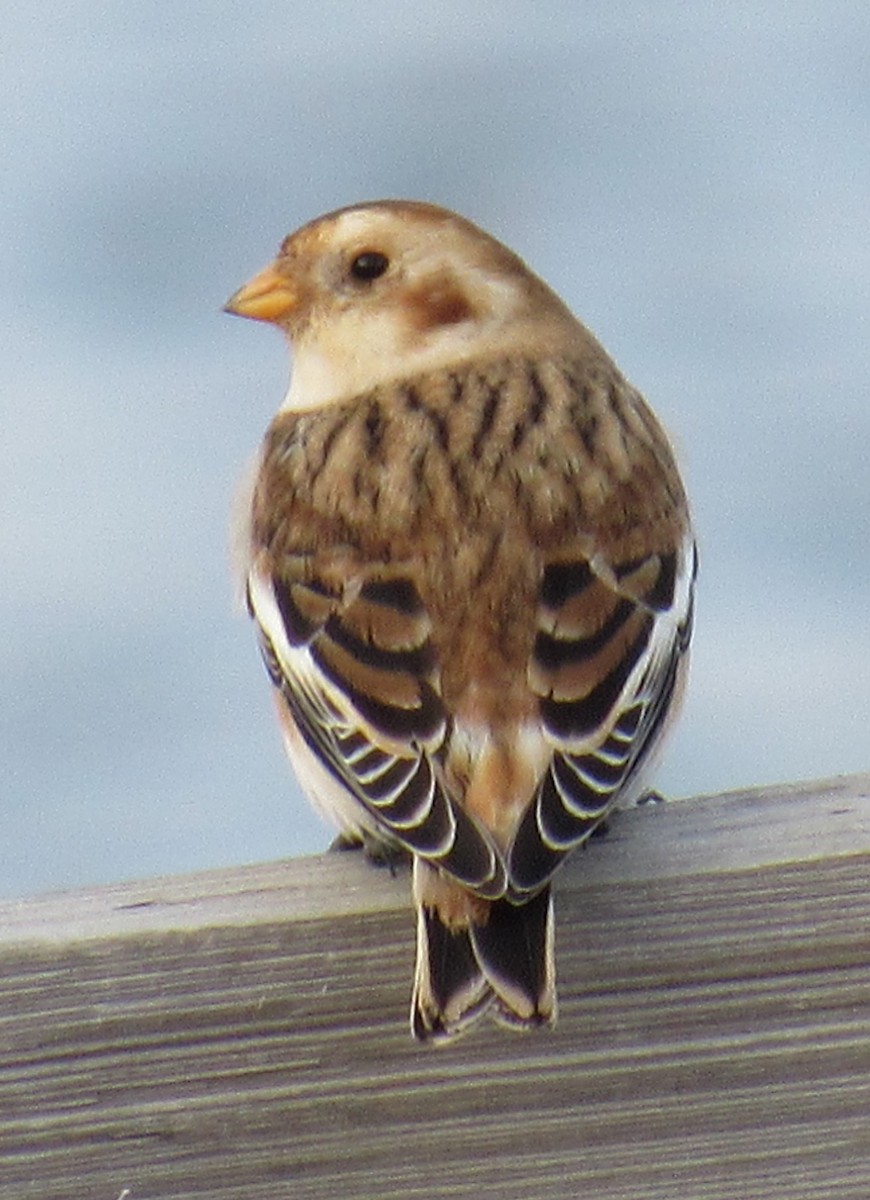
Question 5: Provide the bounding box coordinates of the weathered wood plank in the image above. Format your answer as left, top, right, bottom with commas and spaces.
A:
1, 773, 869, 1199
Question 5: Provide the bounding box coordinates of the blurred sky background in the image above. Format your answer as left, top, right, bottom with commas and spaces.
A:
3, 2, 868, 898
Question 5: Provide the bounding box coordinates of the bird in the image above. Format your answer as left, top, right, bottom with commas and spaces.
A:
225, 200, 696, 1043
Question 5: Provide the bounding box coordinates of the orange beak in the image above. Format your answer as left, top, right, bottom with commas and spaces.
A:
224, 264, 299, 324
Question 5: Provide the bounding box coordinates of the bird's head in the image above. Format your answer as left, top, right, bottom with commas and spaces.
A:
225, 200, 580, 410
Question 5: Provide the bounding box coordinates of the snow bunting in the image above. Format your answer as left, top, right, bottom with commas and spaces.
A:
226, 200, 696, 1042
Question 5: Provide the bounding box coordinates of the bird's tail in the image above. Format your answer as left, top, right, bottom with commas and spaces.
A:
411, 869, 556, 1043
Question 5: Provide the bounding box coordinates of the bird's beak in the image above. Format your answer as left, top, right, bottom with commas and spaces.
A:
224, 264, 299, 324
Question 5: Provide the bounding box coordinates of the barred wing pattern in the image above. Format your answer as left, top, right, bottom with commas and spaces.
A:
247, 564, 506, 898
508, 536, 697, 894
249, 530, 695, 906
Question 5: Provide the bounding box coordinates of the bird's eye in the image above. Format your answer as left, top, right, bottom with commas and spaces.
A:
349, 251, 390, 282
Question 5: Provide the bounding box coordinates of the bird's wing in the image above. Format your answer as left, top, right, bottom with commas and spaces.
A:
247, 555, 506, 897
507, 533, 697, 895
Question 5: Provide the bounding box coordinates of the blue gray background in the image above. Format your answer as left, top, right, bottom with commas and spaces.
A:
3, 3, 868, 897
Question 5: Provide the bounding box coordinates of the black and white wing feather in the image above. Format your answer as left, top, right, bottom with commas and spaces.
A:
247, 557, 506, 897
508, 535, 697, 895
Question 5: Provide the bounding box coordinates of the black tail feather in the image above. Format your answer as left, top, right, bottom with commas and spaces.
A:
412, 907, 492, 1042
411, 885, 555, 1042
471, 886, 555, 1027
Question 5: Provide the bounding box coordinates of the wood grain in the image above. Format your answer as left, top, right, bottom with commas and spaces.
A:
1, 773, 869, 1199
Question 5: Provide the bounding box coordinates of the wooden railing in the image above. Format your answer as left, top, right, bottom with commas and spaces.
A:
1, 773, 869, 1199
